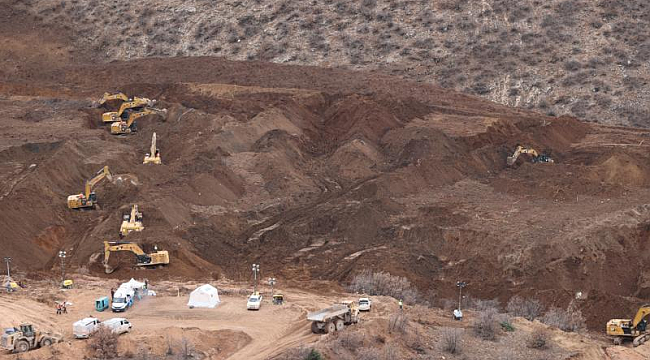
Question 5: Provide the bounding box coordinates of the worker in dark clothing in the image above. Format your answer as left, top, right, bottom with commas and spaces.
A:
111, 288, 115, 300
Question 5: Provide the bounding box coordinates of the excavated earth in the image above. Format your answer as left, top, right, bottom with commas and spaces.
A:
2, 3, 650, 333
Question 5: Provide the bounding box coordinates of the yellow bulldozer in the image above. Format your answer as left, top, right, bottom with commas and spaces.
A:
103, 241, 169, 273
110, 107, 167, 135
607, 305, 650, 346
67, 166, 112, 209
119, 204, 144, 237
506, 145, 554, 166
143, 132, 161, 165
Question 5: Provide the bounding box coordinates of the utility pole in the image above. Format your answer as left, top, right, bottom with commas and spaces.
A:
3, 257, 11, 279
252, 264, 260, 293
268, 277, 276, 297
58, 250, 67, 287
457, 281, 466, 311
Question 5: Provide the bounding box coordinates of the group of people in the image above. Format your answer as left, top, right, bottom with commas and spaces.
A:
55, 301, 68, 315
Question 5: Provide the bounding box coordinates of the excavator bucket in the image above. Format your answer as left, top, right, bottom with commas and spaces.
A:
506, 156, 517, 166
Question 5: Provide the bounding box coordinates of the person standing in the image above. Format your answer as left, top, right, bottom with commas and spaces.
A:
56, 302, 61, 315
399, 299, 403, 311
110, 287, 115, 300
62, 302, 67, 314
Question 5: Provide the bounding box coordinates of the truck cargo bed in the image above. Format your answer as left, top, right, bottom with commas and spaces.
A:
307, 304, 349, 322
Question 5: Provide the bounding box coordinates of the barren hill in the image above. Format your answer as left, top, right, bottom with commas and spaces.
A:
14, 0, 650, 127
2, 1, 650, 334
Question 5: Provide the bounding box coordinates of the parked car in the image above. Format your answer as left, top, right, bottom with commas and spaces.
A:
102, 318, 132, 335
111, 288, 134, 312
247, 293, 262, 310
358, 298, 372, 311
73, 317, 101, 339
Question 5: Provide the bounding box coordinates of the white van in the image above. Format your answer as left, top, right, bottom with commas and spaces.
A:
73, 317, 101, 339
103, 318, 132, 335
111, 288, 134, 312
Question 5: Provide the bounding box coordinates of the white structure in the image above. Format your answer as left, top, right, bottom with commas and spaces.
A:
73, 317, 101, 339
187, 284, 220, 308
103, 318, 132, 335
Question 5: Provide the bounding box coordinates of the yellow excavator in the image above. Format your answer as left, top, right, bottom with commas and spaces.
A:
119, 205, 144, 237
608, 305, 650, 346
110, 107, 167, 135
143, 132, 161, 164
506, 145, 554, 166
101, 95, 157, 123
103, 241, 169, 274
67, 166, 112, 209
97, 92, 129, 108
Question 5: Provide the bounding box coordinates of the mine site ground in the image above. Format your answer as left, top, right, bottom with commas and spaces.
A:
3, 1, 650, 359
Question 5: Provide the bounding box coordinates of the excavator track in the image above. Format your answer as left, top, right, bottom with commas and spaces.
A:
633, 333, 650, 347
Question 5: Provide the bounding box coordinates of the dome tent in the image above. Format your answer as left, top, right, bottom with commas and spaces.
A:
187, 284, 220, 308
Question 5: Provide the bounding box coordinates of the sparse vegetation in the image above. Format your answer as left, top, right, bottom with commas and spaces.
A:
88, 325, 119, 359
507, 296, 544, 321
349, 270, 418, 304
441, 328, 462, 354
541, 303, 586, 332
473, 308, 498, 340
527, 327, 551, 349
388, 312, 408, 334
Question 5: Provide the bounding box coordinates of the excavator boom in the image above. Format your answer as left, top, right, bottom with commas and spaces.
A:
143, 132, 162, 164
507, 145, 553, 166
67, 166, 112, 209
98, 92, 129, 105
103, 241, 169, 273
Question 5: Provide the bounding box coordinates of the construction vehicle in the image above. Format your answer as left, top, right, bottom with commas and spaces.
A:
103, 241, 169, 274
143, 132, 161, 164
101, 95, 157, 123
308, 301, 359, 334
607, 305, 650, 346
110, 107, 167, 135
119, 205, 144, 237
1, 324, 61, 353
506, 145, 554, 166
67, 166, 112, 209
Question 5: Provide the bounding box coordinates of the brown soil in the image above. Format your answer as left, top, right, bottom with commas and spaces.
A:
2, 1, 650, 337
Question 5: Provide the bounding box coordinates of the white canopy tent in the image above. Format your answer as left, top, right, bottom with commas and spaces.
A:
187, 284, 220, 308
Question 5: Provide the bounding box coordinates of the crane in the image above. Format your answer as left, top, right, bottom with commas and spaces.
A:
67, 166, 112, 209
608, 305, 650, 346
143, 132, 161, 164
119, 205, 144, 237
103, 241, 169, 274
110, 108, 167, 135
506, 145, 554, 166
102, 96, 157, 123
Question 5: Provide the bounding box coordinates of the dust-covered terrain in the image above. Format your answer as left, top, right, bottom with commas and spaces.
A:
13, 0, 650, 127
2, 0, 650, 348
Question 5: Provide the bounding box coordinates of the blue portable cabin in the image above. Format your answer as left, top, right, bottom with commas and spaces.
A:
95, 296, 109, 312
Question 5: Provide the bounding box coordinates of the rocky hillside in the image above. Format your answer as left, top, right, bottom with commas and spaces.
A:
19, 0, 650, 127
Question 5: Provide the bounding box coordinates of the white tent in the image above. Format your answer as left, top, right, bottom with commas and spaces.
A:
124, 278, 145, 291
187, 284, 220, 308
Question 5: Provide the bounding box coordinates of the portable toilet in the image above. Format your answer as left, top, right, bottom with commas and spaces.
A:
95, 297, 109, 312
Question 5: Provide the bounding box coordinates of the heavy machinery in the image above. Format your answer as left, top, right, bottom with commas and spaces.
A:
110, 107, 167, 135
102, 95, 157, 123
103, 241, 169, 273
143, 132, 161, 164
506, 145, 554, 166
1, 324, 61, 353
607, 305, 650, 346
67, 166, 112, 209
308, 301, 359, 333
119, 205, 144, 237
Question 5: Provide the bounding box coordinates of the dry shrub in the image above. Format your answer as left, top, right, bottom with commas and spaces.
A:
541, 304, 585, 332
473, 308, 497, 340
179, 336, 195, 359
357, 347, 382, 360
527, 327, 550, 349
88, 325, 118, 359
440, 328, 462, 354
388, 313, 408, 334
469, 298, 500, 311
348, 270, 418, 304
277, 346, 312, 360
333, 331, 365, 351
506, 296, 544, 321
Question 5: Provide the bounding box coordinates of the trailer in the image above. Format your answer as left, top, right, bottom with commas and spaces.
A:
307, 302, 359, 334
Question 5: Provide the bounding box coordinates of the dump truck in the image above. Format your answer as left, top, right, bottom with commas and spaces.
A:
308, 301, 359, 334
1, 324, 61, 353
